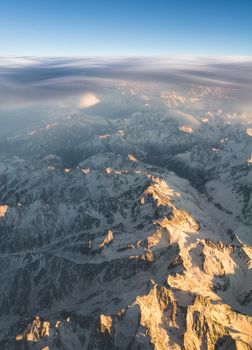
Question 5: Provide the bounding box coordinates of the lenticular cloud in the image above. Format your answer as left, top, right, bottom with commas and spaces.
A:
79, 92, 100, 108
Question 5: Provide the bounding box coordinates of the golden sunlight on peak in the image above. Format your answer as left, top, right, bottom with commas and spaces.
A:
81, 168, 90, 175
128, 154, 137, 162
0, 205, 8, 218
100, 314, 113, 334
246, 128, 252, 137
98, 134, 111, 139
179, 125, 193, 133
247, 155, 252, 164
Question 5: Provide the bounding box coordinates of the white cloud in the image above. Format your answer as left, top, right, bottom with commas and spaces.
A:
79, 93, 100, 108
0, 57, 40, 68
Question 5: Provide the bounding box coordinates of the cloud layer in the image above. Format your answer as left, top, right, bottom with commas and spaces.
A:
0, 56, 251, 110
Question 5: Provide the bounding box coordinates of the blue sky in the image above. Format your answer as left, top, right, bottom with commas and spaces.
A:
0, 0, 251, 56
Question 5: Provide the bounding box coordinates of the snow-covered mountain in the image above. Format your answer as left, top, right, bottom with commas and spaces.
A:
0, 82, 252, 349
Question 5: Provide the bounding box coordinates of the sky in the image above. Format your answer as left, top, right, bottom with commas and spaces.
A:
0, 0, 251, 56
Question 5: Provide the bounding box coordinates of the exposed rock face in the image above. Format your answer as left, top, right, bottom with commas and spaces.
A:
0, 88, 252, 349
